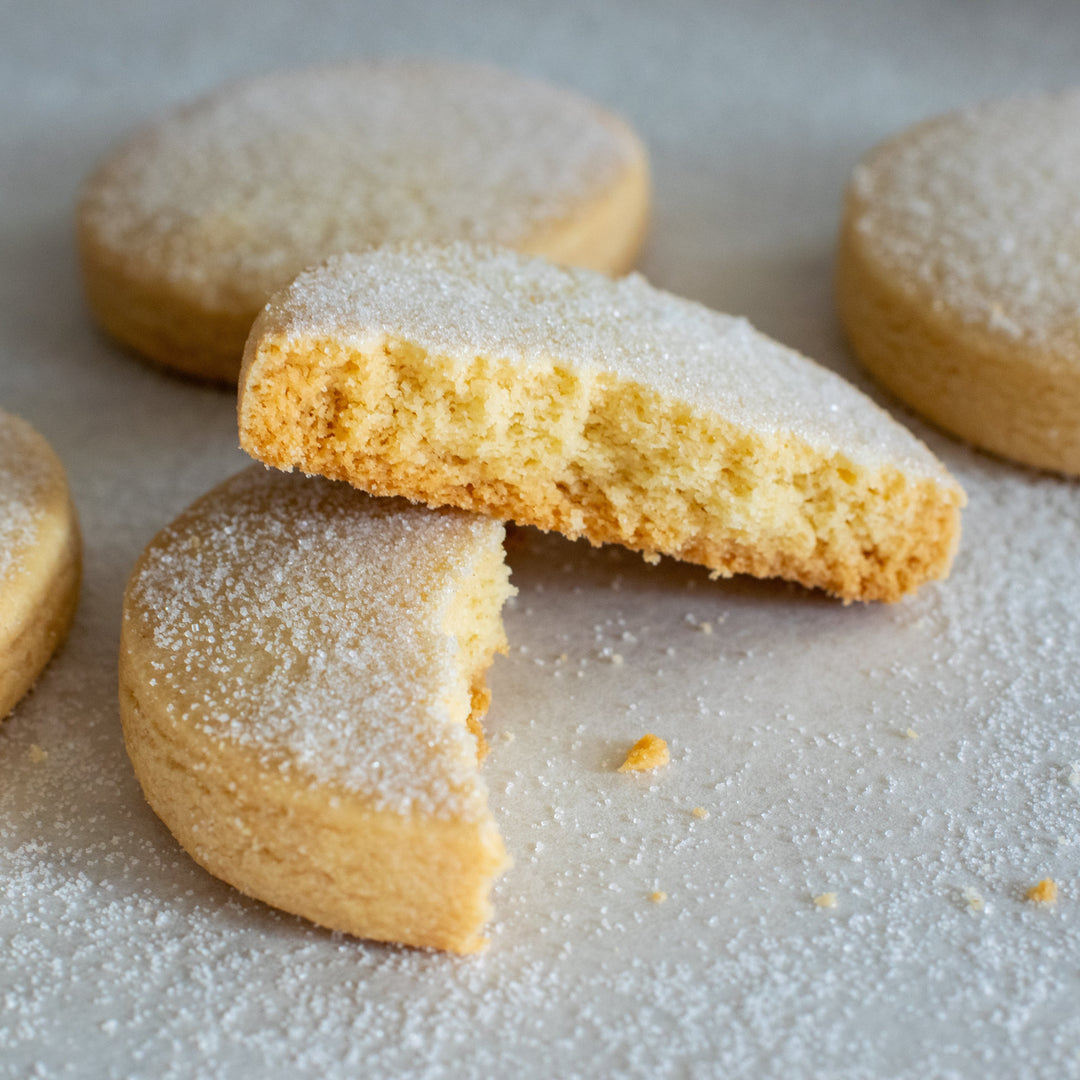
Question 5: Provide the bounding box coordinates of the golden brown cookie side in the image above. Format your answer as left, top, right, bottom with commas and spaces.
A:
836, 205, 1080, 475
120, 639, 507, 953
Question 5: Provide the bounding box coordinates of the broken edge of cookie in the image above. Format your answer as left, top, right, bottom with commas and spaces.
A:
119, 469, 512, 954
238, 243, 965, 603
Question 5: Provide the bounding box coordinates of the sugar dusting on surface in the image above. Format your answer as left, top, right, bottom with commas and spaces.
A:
0, 409, 52, 587
851, 89, 1080, 355
125, 467, 502, 819
4, 446, 1078, 1079
263, 245, 955, 481
80, 60, 637, 304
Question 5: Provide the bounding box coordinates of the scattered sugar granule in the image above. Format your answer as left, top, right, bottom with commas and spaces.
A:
618, 734, 669, 773
691, 806, 709, 820
1026, 878, 1058, 903
813, 892, 838, 908
963, 887, 986, 913
649, 891, 668, 904
1068, 762, 1080, 788
27, 744, 48, 763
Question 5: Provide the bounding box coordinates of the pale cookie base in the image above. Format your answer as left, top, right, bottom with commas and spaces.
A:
119, 469, 512, 953
0, 416, 81, 721
77, 61, 650, 385
837, 216, 1080, 475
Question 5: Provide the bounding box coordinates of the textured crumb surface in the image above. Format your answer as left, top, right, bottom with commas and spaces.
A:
7, 2, 1080, 1077
618, 733, 670, 773
1026, 879, 1059, 904
240, 245, 964, 603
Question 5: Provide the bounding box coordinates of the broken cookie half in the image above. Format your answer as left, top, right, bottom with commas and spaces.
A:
239, 244, 964, 603
119, 467, 512, 953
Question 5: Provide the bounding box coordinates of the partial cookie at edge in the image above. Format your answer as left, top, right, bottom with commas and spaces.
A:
0, 409, 81, 721
837, 90, 1080, 475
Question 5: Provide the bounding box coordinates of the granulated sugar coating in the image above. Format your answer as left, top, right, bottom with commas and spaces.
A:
848, 90, 1080, 352
123, 467, 507, 819
80, 61, 638, 304
76, 58, 649, 383
0, 410, 51, 585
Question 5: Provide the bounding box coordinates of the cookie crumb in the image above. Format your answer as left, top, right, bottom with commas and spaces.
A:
1026, 878, 1058, 903
27, 744, 48, 764
962, 887, 985, 912
649, 891, 667, 904
813, 892, 838, 908
691, 806, 709, 819
618, 734, 669, 773
901, 727, 920, 739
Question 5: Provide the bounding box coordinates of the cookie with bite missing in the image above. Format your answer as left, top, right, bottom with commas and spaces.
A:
0, 409, 81, 720
837, 90, 1080, 475
78, 60, 650, 383
239, 243, 965, 604
119, 467, 513, 953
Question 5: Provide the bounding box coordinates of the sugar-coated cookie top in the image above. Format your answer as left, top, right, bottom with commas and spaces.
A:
80, 61, 640, 307
0, 410, 56, 587
125, 468, 504, 820
256, 243, 954, 481
849, 89, 1080, 356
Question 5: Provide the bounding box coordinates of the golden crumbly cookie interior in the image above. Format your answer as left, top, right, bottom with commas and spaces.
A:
0, 409, 81, 720
239, 244, 965, 603
77, 59, 650, 383
837, 90, 1080, 475
119, 467, 513, 953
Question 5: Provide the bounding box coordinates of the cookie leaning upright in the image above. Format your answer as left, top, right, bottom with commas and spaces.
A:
239, 243, 965, 603
837, 90, 1080, 475
77, 60, 649, 384
0, 409, 81, 720
119, 468, 513, 953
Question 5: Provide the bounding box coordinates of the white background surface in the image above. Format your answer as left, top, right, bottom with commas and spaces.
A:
2, 2, 1079, 1077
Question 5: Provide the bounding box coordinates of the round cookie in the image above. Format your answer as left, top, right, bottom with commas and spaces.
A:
78, 60, 650, 384
0, 409, 81, 720
837, 90, 1080, 475
119, 467, 513, 953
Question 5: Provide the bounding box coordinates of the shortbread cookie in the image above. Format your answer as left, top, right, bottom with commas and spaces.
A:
77, 60, 650, 383
0, 410, 81, 720
837, 90, 1080, 475
238, 243, 965, 603
119, 467, 513, 953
